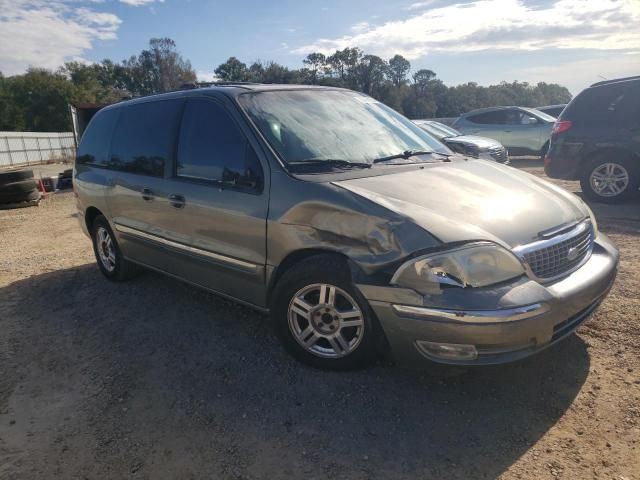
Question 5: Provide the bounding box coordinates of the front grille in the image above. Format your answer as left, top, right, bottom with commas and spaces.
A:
516, 221, 594, 281
488, 146, 508, 163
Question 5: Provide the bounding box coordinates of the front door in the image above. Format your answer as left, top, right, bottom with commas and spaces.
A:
500, 109, 547, 154
161, 96, 270, 308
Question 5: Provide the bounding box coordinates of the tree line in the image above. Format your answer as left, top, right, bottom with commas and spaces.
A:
0, 39, 571, 132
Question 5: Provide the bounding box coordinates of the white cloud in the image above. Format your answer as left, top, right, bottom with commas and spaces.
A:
196, 71, 218, 82
351, 21, 370, 33
516, 55, 640, 94
119, 0, 164, 6
293, 0, 640, 58
0, 0, 122, 75
405, 0, 440, 11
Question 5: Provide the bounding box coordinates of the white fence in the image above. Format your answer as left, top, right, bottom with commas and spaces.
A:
0, 132, 75, 168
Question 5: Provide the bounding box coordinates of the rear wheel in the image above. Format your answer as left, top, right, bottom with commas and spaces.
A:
272, 255, 381, 369
91, 215, 137, 281
580, 153, 639, 203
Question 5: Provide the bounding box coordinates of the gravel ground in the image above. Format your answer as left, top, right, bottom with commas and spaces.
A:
1, 160, 639, 479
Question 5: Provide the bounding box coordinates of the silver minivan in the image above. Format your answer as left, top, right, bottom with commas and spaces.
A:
75, 85, 618, 370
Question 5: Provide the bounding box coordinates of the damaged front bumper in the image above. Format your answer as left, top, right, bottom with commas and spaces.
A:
358, 234, 619, 366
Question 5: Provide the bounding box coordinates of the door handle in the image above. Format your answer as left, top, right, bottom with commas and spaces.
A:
141, 187, 154, 201
168, 193, 185, 209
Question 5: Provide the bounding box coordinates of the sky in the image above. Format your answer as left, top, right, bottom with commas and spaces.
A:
0, 0, 639, 94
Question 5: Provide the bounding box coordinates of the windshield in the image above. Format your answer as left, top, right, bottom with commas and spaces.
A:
415, 122, 446, 140
428, 122, 461, 137
238, 89, 449, 167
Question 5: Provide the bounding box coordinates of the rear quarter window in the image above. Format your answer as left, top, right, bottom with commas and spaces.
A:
76, 108, 118, 166
562, 82, 638, 126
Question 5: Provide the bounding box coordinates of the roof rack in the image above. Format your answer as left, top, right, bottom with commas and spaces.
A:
590, 75, 640, 87
179, 81, 263, 89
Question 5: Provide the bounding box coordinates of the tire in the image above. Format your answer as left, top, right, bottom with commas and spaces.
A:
0, 179, 38, 195
0, 169, 34, 185
271, 255, 381, 370
91, 215, 138, 281
0, 188, 40, 204
580, 153, 640, 204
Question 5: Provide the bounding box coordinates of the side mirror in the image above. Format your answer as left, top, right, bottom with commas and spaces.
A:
521, 116, 538, 125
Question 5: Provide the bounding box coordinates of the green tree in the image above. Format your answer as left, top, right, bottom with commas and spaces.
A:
302, 53, 326, 84
4, 69, 74, 131
127, 38, 196, 95
214, 56, 249, 82
327, 47, 361, 87
59, 61, 124, 104
387, 55, 411, 87
355, 55, 387, 95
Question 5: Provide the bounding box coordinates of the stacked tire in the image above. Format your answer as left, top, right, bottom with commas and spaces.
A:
0, 170, 41, 206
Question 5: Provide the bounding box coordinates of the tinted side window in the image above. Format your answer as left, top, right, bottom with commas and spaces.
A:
76, 108, 118, 166
504, 109, 525, 125
563, 83, 634, 126
467, 110, 507, 124
177, 98, 263, 190
109, 99, 183, 177
617, 84, 640, 125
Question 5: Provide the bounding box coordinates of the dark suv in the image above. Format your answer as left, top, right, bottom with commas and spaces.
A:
545, 76, 640, 203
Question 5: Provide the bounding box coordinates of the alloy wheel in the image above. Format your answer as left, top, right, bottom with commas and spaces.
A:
96, 226, 116, 272
287, 283, 365, 358
590, 162, 630, 197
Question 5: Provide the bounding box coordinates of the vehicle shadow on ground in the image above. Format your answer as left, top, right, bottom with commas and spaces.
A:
1, 264, 591, 479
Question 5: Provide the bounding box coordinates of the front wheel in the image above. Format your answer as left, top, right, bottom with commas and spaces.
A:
580, 154, 639, 203
272, 256, 381, 370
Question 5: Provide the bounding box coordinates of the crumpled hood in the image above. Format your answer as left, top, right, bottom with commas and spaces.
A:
334, 159, 590, 248
448, 135, 502, 150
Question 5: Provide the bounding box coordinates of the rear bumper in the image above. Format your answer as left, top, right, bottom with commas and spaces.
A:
544, 139, 584, 179
360, 234, 618, 366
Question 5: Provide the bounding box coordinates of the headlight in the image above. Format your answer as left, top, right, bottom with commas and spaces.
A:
391, 243, 525, 295
584, 205, 598, 234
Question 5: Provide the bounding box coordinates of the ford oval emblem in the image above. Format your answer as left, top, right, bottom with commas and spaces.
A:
567, 246, 579, 261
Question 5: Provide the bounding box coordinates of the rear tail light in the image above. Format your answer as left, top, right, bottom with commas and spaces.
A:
552, 120, 572, 134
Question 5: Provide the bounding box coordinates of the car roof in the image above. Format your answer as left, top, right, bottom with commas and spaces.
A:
460, 105, 527, 117
536, 104, 567, 109
100, 83, 349, 111
590, 75, 640, 88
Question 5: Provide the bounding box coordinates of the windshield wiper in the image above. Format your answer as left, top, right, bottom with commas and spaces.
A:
372, 149, 451, 164
287, 159, 372, 172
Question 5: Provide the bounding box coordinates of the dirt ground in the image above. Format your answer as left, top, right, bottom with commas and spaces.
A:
0, 160, 639, 479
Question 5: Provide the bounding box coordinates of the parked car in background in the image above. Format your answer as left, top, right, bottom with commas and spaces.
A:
545, 76, 640, 203
536, 104, 567, 118
453, 106, 555, 157
413, 120, 509, 163
75, 84, 618, 370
